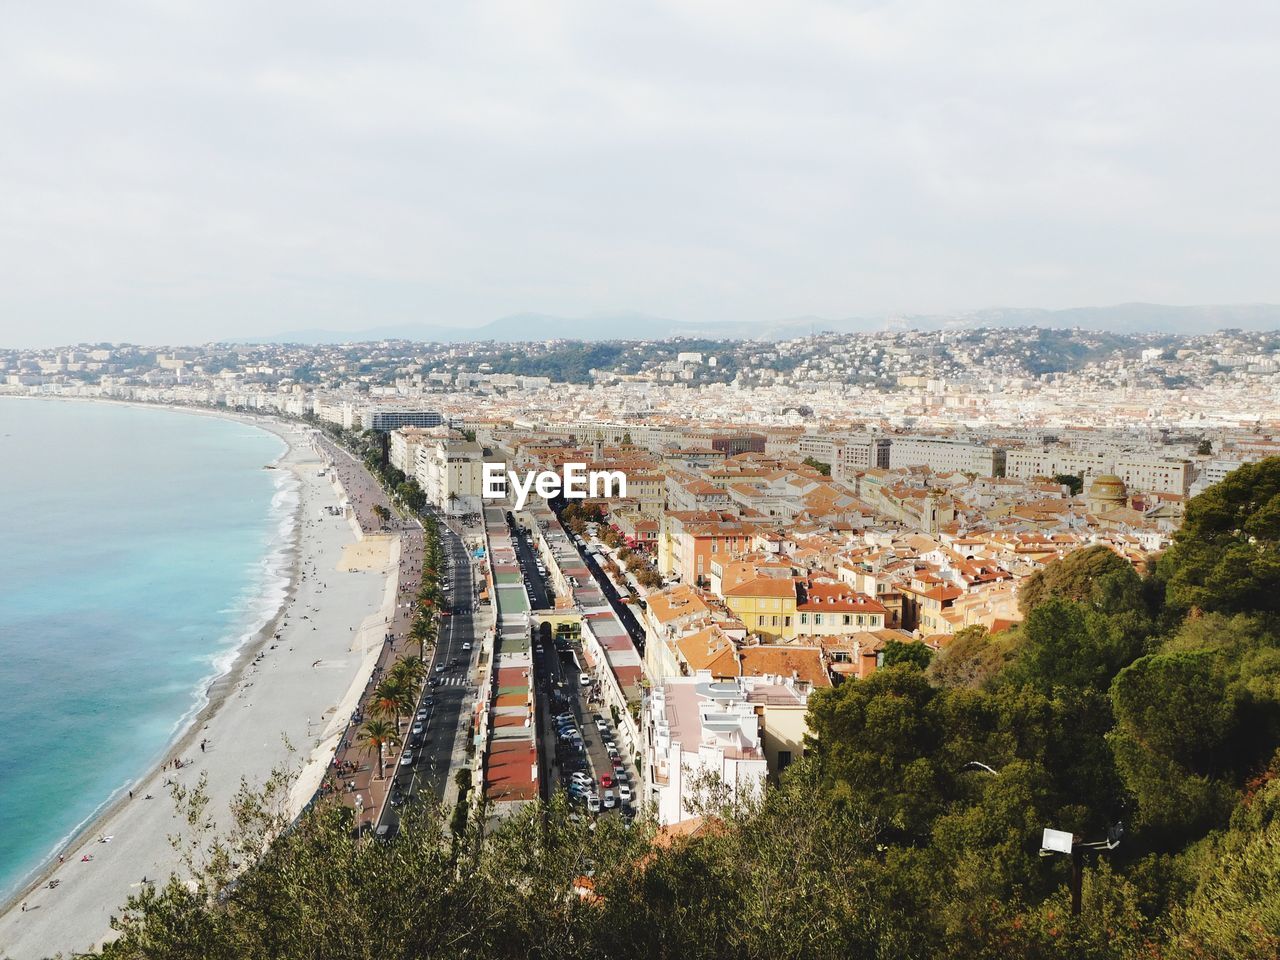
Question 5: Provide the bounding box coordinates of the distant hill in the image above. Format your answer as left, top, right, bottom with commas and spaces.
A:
240, 303, 1280, 345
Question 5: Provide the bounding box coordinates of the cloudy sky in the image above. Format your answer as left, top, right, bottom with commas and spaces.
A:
1, 0, 1277, 346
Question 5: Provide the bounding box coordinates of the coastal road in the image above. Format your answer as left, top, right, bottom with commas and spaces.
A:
380, 510, 478, 832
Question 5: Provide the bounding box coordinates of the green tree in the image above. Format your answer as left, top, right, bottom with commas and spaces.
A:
802, 456, 831, 477
370, 676, 415, 733
882, 639, 935, 670
359, 719, 400, 780
1018, 545, 1141, 617
1159, 458, 1280, 615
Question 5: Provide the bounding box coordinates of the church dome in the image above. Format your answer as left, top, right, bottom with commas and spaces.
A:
1087, 474, 1127, 506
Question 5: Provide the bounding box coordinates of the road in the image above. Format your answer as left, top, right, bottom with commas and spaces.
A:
380, 509, 479, 832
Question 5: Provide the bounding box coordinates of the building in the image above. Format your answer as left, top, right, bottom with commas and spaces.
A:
644, 673, 770, 825
836, 436, 892, 473
889, 436, 1006, 477
416, 438, 490, 515
388, 426, 443, 475
364, 407, 444, 432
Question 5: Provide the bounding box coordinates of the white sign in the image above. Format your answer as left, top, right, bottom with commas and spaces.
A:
1041, 827, 1074, 855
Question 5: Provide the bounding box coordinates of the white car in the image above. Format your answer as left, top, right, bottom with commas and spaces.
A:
411, 722, 424, 735
400, 751, 415, 766
462, 641, 472, 651
586, 794, 601, 814
602, 790, 616, 809
580, 673, 591, 686
618, 785, 633, 804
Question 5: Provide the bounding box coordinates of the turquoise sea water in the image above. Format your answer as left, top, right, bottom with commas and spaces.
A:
0, 399, 293, 900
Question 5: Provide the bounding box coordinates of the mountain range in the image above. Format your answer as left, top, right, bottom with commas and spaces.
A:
239, 303, 1280, 345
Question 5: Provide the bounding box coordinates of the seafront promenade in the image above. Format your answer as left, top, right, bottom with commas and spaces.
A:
312, 434, 426, 827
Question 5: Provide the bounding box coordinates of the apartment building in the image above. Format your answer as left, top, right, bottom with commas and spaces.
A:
888, 436, 1006, 477
388, 426, 444, 475
644, 674, 770, 825
363, 407, 444, 432
415, 438, 491, 515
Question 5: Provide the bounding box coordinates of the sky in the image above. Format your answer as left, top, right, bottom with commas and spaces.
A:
1, 0, 1278, 348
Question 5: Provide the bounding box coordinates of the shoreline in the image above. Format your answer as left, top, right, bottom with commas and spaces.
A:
0, 399, 395, 956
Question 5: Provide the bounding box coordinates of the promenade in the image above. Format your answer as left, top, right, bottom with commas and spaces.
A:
313, 435, 426, 829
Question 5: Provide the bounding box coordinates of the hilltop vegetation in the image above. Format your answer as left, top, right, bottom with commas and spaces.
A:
92, 464, 1280, 960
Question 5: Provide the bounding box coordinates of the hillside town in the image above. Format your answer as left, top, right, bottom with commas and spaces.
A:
5, 328, 1280, 827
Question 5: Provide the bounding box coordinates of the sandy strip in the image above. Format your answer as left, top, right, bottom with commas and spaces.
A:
0, 410, 398, 959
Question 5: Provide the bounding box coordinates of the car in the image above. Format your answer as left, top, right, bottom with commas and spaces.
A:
612, 756, 625, 770
424, 696, 435, 706
595, 719, 610, 733
599, 773, 615, 788
411, 722, 424, 735
603, 739, 617, 753
614, 771, 630, 785
415, 710, 428, 720
435, 664, 444, 674
618, 785, 633, 804
462, 641, 472, 651
450, 656, 459, 666
580, 673, 591, 686
586, 794, 601, 814
602, 790, 616, 809
570, 771, 592, 784
400, 751, 415, 766
429, 677, 441, 687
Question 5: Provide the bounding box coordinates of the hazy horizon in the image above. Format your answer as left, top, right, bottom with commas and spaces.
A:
2, 1, 1278, 347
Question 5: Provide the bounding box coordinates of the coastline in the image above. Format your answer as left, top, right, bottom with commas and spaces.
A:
0, 399, 397, 958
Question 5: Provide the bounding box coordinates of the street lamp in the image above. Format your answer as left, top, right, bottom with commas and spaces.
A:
1039, 824, 1123, 916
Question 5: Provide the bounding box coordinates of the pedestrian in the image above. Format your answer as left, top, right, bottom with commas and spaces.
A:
129, 790, 133, 800
21, 901, 27, 912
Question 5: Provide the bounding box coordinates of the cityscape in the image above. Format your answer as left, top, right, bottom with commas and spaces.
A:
3, 0, 1280, 957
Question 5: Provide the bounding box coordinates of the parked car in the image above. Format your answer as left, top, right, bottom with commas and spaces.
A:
400, 751, 415, 766
587, 794, 601, 814
618, 785, 633, 804
580, 673, 592, 686
411, 722, 424, 735
602, 790, 616, 809
599, 773, 615, 788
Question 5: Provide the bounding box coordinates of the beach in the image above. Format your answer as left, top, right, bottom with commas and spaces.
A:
0, 411, 398, 959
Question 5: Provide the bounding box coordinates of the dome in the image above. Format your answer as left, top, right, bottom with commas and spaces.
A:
1087, 474, 1127, 504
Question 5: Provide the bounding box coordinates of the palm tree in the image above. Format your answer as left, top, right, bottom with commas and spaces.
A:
370, 677, 414, 732
359, 719, 400, 780
409, 617, 435, 661
391, 656, 427, 688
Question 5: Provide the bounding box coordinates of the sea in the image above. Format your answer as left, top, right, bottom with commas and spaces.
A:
0, 399, 297, 901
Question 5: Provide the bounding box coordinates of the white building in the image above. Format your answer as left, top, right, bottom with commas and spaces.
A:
415, 438, 493, 515
644, 673, 770, 825
888, 436, 1006, 477
389, 426, 445, 476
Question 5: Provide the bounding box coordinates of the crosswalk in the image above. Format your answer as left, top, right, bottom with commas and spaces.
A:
435, 676, 470, 687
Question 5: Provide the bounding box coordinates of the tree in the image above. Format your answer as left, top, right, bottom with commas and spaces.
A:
391, 656, 427, 689
370, 677, 415, 732
1109, 650, 1238, 842
1054, 473, 1084, 495
359, 719, 400, 780
882, 639, 934, 670
372, 503, 392, 525
802, 456, 831, 477
1018, 545, 1141, 617
927, 625, 1012, 689
1159, 458, 1280, 615
1196, 438, 1214, 456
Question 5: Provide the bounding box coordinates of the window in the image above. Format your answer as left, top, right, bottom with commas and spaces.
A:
814, 613, 824, 626
758, 616, 766, 627
771, 615, 779, 627
784, 616, 791, 628
856, 615, 864, 626
778, 750, 793, 771
843, 614, 852, 626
